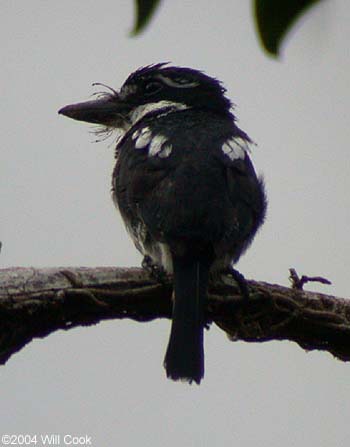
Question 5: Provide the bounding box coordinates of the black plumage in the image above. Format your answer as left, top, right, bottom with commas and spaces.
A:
59, 63, 267, 384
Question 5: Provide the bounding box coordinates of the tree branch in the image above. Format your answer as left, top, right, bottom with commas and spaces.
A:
0, 267, 349, 366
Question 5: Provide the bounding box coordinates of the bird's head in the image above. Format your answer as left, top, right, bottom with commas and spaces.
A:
58, 63, 232, 132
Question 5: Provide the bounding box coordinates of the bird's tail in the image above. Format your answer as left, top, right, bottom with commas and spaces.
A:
164, 256, 210, 384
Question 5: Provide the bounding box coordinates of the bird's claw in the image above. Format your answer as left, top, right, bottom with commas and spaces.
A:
142, 255, 168, 283
221, 266, 250, 299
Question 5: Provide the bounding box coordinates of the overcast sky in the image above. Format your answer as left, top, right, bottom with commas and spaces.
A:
2, 1, 350, 446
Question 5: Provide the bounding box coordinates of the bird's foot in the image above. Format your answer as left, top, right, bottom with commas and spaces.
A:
142, 255, 168, 283
220, 266, 250, 299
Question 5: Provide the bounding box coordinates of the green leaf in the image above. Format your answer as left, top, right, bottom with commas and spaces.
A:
254, 0, 324, 56
131, 0, 162, 36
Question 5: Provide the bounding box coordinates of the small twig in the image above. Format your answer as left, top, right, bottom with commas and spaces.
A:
289, 268, 332, 290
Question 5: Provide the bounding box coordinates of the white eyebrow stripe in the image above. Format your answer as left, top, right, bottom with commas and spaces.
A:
130, 101, 188, 125
155, 74, 200, 88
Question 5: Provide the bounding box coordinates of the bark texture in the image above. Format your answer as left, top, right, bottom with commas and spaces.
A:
0, 266, 349, 365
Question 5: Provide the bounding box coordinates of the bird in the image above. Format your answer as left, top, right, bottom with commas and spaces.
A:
59, 63, 267, 384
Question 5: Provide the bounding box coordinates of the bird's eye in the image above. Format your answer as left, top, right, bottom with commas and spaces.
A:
144, 81, 163, 95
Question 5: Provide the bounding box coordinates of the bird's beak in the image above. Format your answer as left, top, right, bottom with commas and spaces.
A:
58, 94, 130, 127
